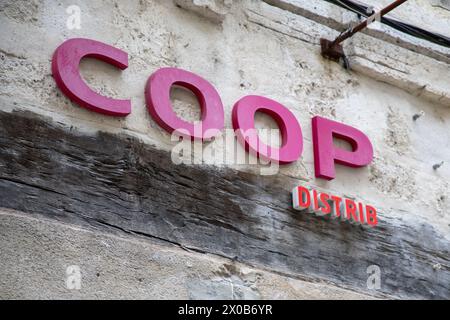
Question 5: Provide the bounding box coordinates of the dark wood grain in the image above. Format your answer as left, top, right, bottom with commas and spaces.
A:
0, 110, 448, 299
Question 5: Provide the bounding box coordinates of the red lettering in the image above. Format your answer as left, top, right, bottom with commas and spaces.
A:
292, 186, 311, 210
345, 199, 358, 223
358, 202, 365, 224
331, 195, 342, 218
298, 187, 311, 208
366, 205, 378, 227
313, 189, 319, 211
319, 192, 331, 214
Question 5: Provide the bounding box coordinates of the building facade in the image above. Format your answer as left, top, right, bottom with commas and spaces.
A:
0, 0, 449, 299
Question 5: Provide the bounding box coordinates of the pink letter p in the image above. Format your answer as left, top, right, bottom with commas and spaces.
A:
312, 116, 373, 180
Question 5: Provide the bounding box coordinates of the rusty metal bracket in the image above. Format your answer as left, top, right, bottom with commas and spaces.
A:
320, 38, 345, 62
320, 0, 408, 65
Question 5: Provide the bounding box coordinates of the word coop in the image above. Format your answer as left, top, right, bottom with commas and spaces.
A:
52, 38, 378, 227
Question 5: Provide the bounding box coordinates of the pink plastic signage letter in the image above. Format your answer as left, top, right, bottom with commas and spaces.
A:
52, 38, 131, 116
232, 95, 303, 164
145, 67, 224, 140
312, 116, 373, 180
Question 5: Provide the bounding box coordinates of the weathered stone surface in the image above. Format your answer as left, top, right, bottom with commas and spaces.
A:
0, 208, 377, 299
252, 0, 450, 106
174, 0, 233, 22
0, 110, 448, 299
432, 0, 450, 11
262, 0, 450, 63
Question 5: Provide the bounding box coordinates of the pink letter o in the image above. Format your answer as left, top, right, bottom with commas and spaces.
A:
232, 95, 303, 164
145, 67, 224, 140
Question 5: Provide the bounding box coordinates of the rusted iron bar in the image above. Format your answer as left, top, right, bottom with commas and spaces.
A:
321, 0, 408, 63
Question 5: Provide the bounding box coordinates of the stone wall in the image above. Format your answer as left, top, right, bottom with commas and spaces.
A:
0, 0, 449, 299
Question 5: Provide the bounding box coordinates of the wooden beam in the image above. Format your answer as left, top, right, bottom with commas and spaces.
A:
0, 110, 448, 299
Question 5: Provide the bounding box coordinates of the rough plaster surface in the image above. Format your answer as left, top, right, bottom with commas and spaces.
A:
0, 0, 449, 299
0, 208, 377, 299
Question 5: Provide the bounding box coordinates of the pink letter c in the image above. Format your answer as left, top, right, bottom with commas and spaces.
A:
52, 38, 131, 116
